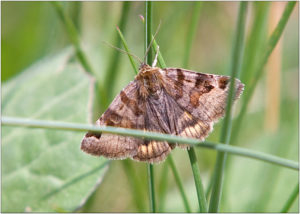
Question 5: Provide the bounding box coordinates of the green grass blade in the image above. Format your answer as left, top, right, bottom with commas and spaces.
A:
70, 2, 82, 32
116, 27, 139, 74
157, 163, 169, 212
115, 21, 156, 212
224, 5, 270, 200
148, 164, 156, 212
145, 1, 153, 64
240, 2, 270, 87
152, 29, 195, 213
188, 148, 208, 212
280, 183, 299, 213
140, 12, 191, 211
105, 2, 131, 99
230, 1, 296, 146
145, 2, 156, 212
51, 2, 108, 112
114, 26, 143, 211
168, 156, 192, 212
152, 38, 192, 213
2, 116, 299, 170
182, 2, 202, 68
152, 28, 207, 210
181, 2, 207, 211
209, 2, 248, 212
199, 142, 298, 171
139, 15, 166, 68
117, 13, 172, 212
51, 2, 95, 76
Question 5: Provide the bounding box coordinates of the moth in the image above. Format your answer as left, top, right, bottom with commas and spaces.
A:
81, 63, 244, 163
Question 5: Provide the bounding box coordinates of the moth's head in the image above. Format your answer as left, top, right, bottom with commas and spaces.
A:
139, 63, 153, 73
136, 64, 162, 98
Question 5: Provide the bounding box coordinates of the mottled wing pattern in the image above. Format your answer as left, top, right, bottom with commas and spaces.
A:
81, 81, 174, 163
81, 66, 244, 163
81, 81, 144, 160
159, 68, 244, 144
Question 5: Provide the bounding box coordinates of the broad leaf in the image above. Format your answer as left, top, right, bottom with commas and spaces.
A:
2, 48, 110, 212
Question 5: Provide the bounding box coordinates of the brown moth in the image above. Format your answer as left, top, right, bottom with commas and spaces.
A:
81, 64, 244, 163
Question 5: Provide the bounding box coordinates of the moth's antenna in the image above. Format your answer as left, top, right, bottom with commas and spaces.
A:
143, 20, 162, 64
102, 41, 143, 64
152, 45, 159, 67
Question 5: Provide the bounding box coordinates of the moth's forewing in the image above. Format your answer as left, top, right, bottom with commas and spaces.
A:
159, 68, 244, 144
81, 66, 244, 163
81, 80, 173, 163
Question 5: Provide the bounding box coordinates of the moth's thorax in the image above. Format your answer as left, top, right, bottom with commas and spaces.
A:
81, 64, 244, 163
136, 64, 162, 99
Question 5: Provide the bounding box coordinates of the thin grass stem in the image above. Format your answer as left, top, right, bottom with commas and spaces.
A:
153, 38, 194, 212
151, 33, 194, 213
280, 183, 299, 213
71, 2, 82, 32
148, 163, 156, 212
51, 2, 95, 76
105, 2, 131, 99
183, 2, 202, 68
157, 163, 169, 212
181, 2, 207, 211
145, 2, 156, 212
116, 27, 139, 74
113, 11, 147, 213
150, 34, 192, 213
188, 148, 208, 212
240, 2, 270, 88
168, 156, 192, 212
2, 116, 299, 170
140, 11, 189, 212
145, 1, 153, 64
230, 1, 296, 146
51, 2, 108, 111
139, 15, 166, 68
209, 2, 248, 212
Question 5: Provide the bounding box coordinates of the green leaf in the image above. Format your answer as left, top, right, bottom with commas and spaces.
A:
2, 49, 109, 212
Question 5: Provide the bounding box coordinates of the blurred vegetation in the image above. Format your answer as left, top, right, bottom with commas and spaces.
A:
2, 1, 298, 213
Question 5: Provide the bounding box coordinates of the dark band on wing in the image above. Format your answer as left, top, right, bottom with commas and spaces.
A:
172, 69, 185, 100
195, 76, 204, 88
85, 131, 101, 139
101, 107, 136, 129
176, 69, 185, 85
120, 90, 144, 116
218, 76, 229, 90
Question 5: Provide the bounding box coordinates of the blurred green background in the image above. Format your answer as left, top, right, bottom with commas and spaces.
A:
2, 1, 299, 212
